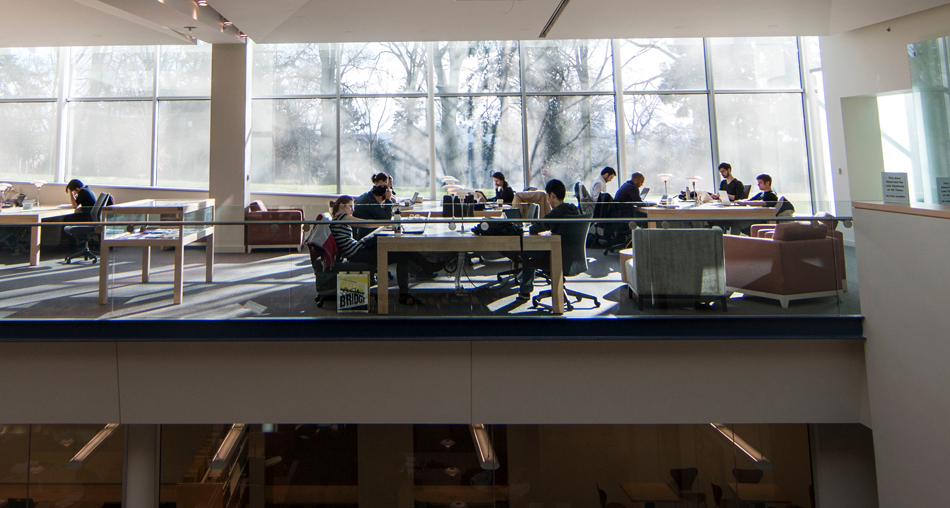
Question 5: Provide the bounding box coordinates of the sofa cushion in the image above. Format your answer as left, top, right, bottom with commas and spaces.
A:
773, 222, 827, 241
248, 200, 267, 212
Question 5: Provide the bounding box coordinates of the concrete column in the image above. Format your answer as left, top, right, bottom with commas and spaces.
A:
209, 42, 252, 253
810, 424, 879, 508
358, 425, 414, 508
123, 424, 160, 508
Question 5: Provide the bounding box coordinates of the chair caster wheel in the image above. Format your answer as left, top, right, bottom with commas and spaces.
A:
594, 301, 601, 308
92, 259, 97, 264
315, 295, 325, 307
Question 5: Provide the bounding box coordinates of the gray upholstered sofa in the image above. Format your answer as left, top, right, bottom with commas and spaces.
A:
624, 228, 727, 311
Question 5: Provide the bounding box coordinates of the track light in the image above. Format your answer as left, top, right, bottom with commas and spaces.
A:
470, 424, 500, 470
238, 32, 248, 39
66, 424, 119, 469
211, 424, 247, 468
222, 19, 233, 27
709, 423, 772, 469
197, 0, 208, 6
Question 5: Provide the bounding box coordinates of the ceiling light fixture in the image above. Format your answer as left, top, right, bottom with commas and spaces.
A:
211, 424, 247, 468
538, 0, 570, 38
197, 0, 208, 5
709, 423, 773, 469
470, 424, 500, 470
66, 424, 119, 469
238, 32, 248, 39
222, 19, 233, 27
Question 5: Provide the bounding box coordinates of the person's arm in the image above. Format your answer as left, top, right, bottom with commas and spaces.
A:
591, 179, 604, 197
67, 188, 78, 208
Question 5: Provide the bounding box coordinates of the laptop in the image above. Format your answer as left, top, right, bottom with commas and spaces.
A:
640, 187, 650, 199
401, 211, 430, 234
720, 191, 732, 206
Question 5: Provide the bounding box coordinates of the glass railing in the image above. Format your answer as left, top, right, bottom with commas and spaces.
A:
0, 199, 859, 321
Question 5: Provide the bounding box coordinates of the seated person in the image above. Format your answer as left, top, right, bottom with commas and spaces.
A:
63, 179, 97, 222
516, 179, 579, 302
354, 184, 393, 238
372, 172, 401, 202
712, 162, 744, 201
737, 173, 795, 234
329, 196, 443, 305
490, 172, 515, 204
590, 166, 616, 199
613, 172, 647, 218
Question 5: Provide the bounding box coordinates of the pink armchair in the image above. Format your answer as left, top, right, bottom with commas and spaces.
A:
245, 200, 305, 253
724, 223, 844, 308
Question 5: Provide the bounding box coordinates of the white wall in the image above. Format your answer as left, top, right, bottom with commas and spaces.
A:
853, 206, 950, 507
821, 2, 950, 207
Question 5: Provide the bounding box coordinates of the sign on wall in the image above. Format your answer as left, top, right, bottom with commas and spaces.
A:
937, 177, 950, 205
882, 173, 910, 204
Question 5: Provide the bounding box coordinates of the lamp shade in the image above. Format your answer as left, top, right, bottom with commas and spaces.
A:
657, 174, 674, 182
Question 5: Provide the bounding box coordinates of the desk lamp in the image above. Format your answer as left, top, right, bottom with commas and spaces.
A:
657, 174, 673, 204
686, 176, 702, 204
32, 181, 46, 206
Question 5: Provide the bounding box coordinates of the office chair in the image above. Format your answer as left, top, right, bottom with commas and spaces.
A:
575, 182, 595, 215
64, 192, 113, 264
731, 468, 764, 484
743, 184, 752, 200
670, 468, 707, 507
495, 203, 549, 287
531, 212, 601, 312
596, 483, 629, 508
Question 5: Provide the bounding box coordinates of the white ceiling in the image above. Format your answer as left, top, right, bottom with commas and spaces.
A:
0, 0, 946, 48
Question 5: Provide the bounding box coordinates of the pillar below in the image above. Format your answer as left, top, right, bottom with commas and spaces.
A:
123, 424, 159, 508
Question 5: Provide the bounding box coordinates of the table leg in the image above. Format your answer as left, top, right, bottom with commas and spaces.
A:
377, 244, 389, 315
142, 246, 151, 283
29, 219, 40, 266
173, 244, 184, 305
205, 233, 214, 283
550, 238, 564, 315
98, 245, 110, 305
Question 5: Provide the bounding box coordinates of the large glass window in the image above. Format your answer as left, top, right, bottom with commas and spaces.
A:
70, 46, 155, 98
522, 39, 614, 92
157, 100, 211, 189
619, 38, 706, 91
625, 94, 712, 183
0, 47, 59, 99
67, 101, 153, 186
0, 102, 56, 182
715, 94, 810, 204
710, 37, 802, 90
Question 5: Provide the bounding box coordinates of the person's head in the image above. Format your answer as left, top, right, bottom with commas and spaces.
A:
718, 162, 732, 179
372, 172, 391, 187
65, 179, 85, 193
330, 195, 354, 215
631, 172, 645, 188
492, 172, 507, 189
544, 179, 566, 206
756, 173, 773, 191
370, 184, 390, 203
600, 166, 617, 183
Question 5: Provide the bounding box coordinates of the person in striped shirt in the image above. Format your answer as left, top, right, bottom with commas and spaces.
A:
329, 196, 442, 305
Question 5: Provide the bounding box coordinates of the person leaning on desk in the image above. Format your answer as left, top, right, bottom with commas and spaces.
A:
354, 184, 393, 239
515, 179, 579, 303
736, 173, 795, 234
329, 195, 442, 305
711, 162, 744, 201
63, 179, 97, 222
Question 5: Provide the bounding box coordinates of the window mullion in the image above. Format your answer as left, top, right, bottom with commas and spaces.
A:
336, 44, 343, 195
54, 47, 70, 183
611, 39, 627, 182
797, 37, 817, 214
150, 46, 160, 187
519, 41, 530, 188
427, 42, 437, 201
704, 38, 721, 184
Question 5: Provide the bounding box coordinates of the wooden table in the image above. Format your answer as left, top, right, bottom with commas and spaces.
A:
728, 483, 789, 504
621, 482, 681, 508
0, 205, 76, 265
98, 199, 214, 305
375, 224, 563, 314
642, 203, 777, 228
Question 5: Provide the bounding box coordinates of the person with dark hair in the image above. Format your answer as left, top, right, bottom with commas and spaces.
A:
65, 179, 97, 222
328, 195, 442, 305
590, 166, 617, 198
739, 174, 779, 207
613, 172, 646, 217
713, 162, 744, 201
516, 179, 580, 302
491, 172, 515, 204
353, 184, 393, 239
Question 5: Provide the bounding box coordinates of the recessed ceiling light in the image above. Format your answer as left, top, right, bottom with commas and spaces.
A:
440, 438, 456, 448
444, 467, 460, 477
768, 24, 778, 28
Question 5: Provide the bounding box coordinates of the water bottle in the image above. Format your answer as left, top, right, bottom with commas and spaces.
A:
393, 207, 402, 236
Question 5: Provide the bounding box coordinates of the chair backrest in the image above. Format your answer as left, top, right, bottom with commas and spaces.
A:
526, 203, 540, 220
90, 192, 112, 222
558, 212, 593, 276
670, 467, 699, 492
732, 468, 764, 484
574, 182, 595, 215
743, 184, 752, 200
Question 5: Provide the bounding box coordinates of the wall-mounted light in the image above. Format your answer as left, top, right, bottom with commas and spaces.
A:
66, 424, 119, 469
197, 0, 208, 6
709, 423, 772, 469
470, 424, 500, 470
211, 424, 247, 469
222, 19, 233, 27
238, 32, 248, 39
